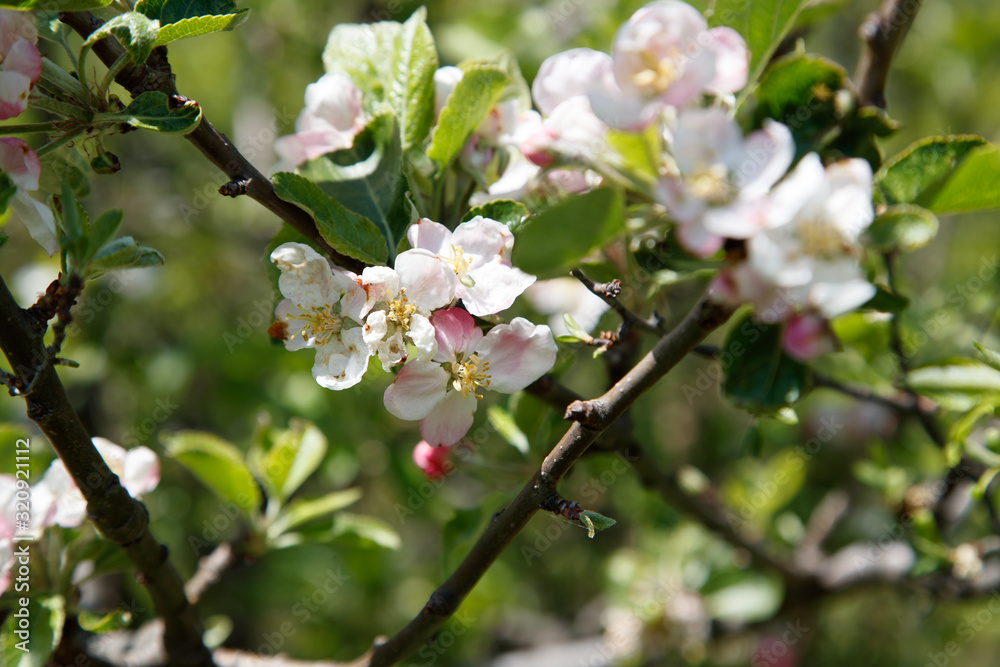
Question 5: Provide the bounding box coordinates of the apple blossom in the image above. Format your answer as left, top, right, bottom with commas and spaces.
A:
745, 153, 877, 319
412, 440, 454, 480
657, 108, 794, 257
384, 307, 557, 446
32, 438, 160, 530
1, 137, 58, 255
0, 9, 41, 121
406, 216, 535, 316
360, 251, 455, 370
273, 73, 366, 167
588, 0, 749, 129
271, 242, 371, 389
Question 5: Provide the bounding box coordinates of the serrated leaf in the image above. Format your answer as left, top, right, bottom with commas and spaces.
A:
427, 65, 508, 167
87, 236, 163, 277
115, 91, 202, 133
331, 512, 401, 550
256, 419, 327, 502
975, 342, 1000, 371
387, 9, 437, 150
162, 431, 261, 514
462, 199, 529, 226
154, 9, 249, 46
486, 405, 529, 454
294, 114, 405, 261
874, 135, 989, 208
867, 204, 939, 253
709, 0, 810, 94
135, 0, 166, 18
83, 12, 160, 65
0, 0, 112, 9
510, 187, 624, 278
272, 172, 388, 265
267, 488, 363, 539
723, 313, 811, 413
159, 0, 236, 23
460, 49, 532, 109
921, 144, 1000, 214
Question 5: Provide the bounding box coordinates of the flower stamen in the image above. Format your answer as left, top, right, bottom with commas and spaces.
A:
452, 354, 491, 399
286, 304, 343, 344
387, 288, 417, 330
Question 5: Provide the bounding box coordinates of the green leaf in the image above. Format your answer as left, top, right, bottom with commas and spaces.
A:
256, 419, 328, 502
975, 342, 1000, 372
920, 144, 1000, 214
158, 0, 237, 23
272, 172, 388, 266
973, 467, 1000, 500
1, 595, 62, 666
162, 430, 261, 514
58, 181, 84, 245
487, 405, 530, 454
751, 53, 846, 159
709, 0, 810, 93
267, 488, 363, 539
867, 204, 939, 253
874, 135, 990, 209
89, 151, 121, 175
908, 360, 1000, 410
135, 0, 166, 18
39, 148, 91, 200
578, 510, 616, 538
461, 199, 529, 227
861, 285, 910, 313
0, 0, 112, 9
115, 91, 202, 133
83, 12, 160, 65
331, 512, 401, 550
0, 173, 15, 215
78, 609, 133, 634
387, 9, 438, 150
722, 313, 811, 413
294, 114, 406, 261
154, 9, 250, 46
460, 49, 532, 109
427, 65, 508, 168
510, 187, 624, 278
87, 236, 163, 277
88, 209, 124, 257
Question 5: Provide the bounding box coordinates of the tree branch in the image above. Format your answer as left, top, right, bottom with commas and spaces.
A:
0, 276, 214, 667
570, 268, 664, 336
855, 0, 923, 108
362, 295, 733, 666
58, 11, 364, 274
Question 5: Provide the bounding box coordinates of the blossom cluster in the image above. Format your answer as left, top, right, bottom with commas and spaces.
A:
522, 0, 876, 357
0, 439, 159, 595
270, 216, 557, 447
0, 9, 56, 255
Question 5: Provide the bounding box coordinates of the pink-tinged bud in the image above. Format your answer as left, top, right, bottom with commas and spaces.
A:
520, 127, 558, 167
412, 441, 454, 480
782, 313, 836, 362
753, 635, 799, 667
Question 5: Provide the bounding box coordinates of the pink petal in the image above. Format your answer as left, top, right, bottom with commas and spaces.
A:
705, 27, 749, 94
0, 10, 37, 56
5, 37, 41, 83
122, 446, 161, 497
431, 307, 480, 360
0, 136, 40, 190
452, 216, 515, 267
420, 390, 478, 446
532, 48, 612, 116
384, 361, 449, 420
782, 313, 836, 362
413, 441, 454, 480
476, 318, 557, 393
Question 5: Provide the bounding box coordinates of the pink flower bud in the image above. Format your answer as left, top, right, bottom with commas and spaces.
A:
412, 441, 454, 480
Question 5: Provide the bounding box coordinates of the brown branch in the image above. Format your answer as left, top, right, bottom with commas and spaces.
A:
0, 276, 213, 667
361, 296, 733, 666
58, 11, 364, 274
855, 0, 923, 108
570, 268, 664, 336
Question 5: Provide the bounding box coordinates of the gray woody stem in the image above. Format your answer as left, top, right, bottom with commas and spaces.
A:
855, 0, 923, 108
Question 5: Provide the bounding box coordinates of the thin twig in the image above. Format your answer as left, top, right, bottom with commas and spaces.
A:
855, 0, 924, 108
58, 11, 364, 274
0, 276, 214, 667
570, 268, 664, 335
361, 295, 733, 666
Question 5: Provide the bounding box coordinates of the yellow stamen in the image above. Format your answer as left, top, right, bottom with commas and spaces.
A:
452, 354, 491, 399
445, 244, 472, 276
286, 304, 343, 345
632, 49, 683, 95
798, 218, 850, 258
688, 163, 734, 205
386, 288, 417, 330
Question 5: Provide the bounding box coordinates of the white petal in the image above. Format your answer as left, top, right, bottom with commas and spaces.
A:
384, 361, 449, 420
420, 391, 478, 447
407, 218, 452, 255
313, 331, 370, 390
462, 261, 536, 316
476, 318, 557, 393
734, 120, 795, 200
408, 313, 438, 361
394, 249, 456, 311
11, 192, 57, 256
767, 153, 826, 229
122, 446, 160, 497
532, 48, 612, 116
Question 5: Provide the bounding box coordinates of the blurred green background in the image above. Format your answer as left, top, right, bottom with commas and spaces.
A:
3, 0, 1000, 665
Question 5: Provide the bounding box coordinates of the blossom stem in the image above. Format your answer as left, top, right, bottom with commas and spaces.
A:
570, 268, 664, 335
855, 0, 924, 108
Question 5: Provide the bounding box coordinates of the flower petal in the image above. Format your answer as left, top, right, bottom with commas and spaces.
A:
476, 318, 557, 393
407, 218, 451, 255
420, 390, 478, 446
122, 446, 161, 497
394, 249, 457, 311
462, 260, 536, 316
431, 307, 480, 361
384, 361, 449, 420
